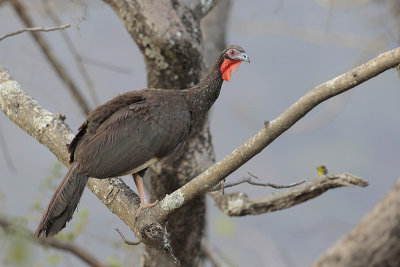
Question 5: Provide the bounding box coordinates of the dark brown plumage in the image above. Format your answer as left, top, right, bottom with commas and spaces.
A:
35, 45, 249, 238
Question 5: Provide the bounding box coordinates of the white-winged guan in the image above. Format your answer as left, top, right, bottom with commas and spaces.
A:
35, 45, 250, 238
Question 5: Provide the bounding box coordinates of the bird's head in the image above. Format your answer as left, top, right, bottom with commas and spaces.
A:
219, 45, 250, 82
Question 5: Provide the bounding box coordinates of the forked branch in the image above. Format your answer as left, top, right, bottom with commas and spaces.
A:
1, 45, 400, 252
145, 46, 400, 224
211, 173, 368, 216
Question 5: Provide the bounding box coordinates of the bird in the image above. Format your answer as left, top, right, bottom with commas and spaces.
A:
35, 45, 250, 238
316, 165, 328, 176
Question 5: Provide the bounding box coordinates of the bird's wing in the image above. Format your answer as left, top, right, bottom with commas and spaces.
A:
74, 92, 191, 178
67, 91, 145, 163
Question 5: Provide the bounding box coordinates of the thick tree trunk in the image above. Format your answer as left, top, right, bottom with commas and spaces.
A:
102, 0, 230, 265
313, 178, 400, 267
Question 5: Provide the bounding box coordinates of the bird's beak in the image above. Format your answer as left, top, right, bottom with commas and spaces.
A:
237, 52, 250, 63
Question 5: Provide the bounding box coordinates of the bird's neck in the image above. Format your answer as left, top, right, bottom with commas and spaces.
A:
184, 63, 223, 123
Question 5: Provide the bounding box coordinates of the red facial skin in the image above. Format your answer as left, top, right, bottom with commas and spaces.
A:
220, 58, 242, 82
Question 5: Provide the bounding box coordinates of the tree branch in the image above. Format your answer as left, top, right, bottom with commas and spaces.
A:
1, 45, 399, 257
210, 174, 306, 192
42, 0, 100, 106
210, 173, 367, 216
9, 0, 91, 115
0, 215, 110, 267
0, 66, 141, 244
139, 46, 400, 225
0, 24, 71, 41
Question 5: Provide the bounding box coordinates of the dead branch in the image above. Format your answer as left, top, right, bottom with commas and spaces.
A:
114, 228, 141, 245
0, 215, 110, 267
10, 0, 91, 115
210, 173, 367, 216
0, 24, 71, 41
42, 0, 100, 106
210, 176, 306, 192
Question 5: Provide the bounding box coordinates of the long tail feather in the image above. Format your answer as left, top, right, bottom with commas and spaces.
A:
35, 163, 88, 237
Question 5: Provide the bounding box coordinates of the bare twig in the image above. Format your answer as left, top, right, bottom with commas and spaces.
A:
0, 24, 71, 41
248, 172, 306, 188
42, 0, 100, 106
210, 176, 306, 192
211, 173, 368, 216
0, 215, 110, 267
10, 0, 91, 115
248, 179, 306, 189
114, 228, 142, 245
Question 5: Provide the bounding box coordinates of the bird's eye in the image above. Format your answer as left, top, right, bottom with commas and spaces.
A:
229, 50, 235, 54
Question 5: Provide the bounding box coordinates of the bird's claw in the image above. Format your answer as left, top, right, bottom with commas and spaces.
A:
135, 200, 158, 217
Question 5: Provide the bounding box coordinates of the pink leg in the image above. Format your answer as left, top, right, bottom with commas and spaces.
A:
133, 173, 157, 215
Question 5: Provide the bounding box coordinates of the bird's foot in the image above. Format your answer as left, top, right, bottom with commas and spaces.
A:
135, 200, 158, 217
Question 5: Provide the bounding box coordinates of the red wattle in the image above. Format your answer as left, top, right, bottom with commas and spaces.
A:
220, 59, 242, 82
